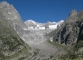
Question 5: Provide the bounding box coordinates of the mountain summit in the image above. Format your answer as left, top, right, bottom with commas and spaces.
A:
25, 20, 64, 30
69, 9, 77, 17
49, 9, 83, 46
0, 1, 28, 38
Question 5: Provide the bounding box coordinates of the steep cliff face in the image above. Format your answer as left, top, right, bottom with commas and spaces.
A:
49, 10, 83, 46
0, 1, 28, 37
0, 1, 30, 60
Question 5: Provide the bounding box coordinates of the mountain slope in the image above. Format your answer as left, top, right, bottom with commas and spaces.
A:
0, 1, 28, 38
0, 1, 31, 60
49, 9, 83, 45
0, 16, 30, 60
49, 9, 83, 59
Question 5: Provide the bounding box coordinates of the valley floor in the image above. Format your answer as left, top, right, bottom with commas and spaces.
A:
27, 39, 66, 60
22, 30, 66, 60
27, 40, 57, 60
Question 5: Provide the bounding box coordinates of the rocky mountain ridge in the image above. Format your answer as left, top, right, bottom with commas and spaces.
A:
49, 9, 83, 46
50, 10, 83, 60
0, 7, 29, 60
25, 19, 64, 30
0, 1, 28, 38
0, 1, 31, 60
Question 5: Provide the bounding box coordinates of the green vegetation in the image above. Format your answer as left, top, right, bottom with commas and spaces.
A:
48, 40, 68, 50
75, 40, 83, 51
17, 57, 25, 60
0, 34, 30, 60
0, 18, 30, 60
56, 58, 83, 60
57, 40, 83, 60
48, 39, 83, 60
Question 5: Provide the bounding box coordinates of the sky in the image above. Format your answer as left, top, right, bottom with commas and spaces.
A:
0, 0, 83, 23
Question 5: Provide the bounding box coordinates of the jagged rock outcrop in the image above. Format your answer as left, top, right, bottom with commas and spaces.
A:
49, 9, 83, 46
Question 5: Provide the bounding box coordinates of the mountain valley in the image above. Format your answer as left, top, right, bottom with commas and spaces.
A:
0, 1, 83, 60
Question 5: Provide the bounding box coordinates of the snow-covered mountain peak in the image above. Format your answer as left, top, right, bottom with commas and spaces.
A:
47, 21, 56, 24
25, 19, 36, 24
58, 20, 64, 23
24, 20, 64, 30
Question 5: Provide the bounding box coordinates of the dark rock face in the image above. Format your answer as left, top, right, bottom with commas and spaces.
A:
50, 10, 83, 46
